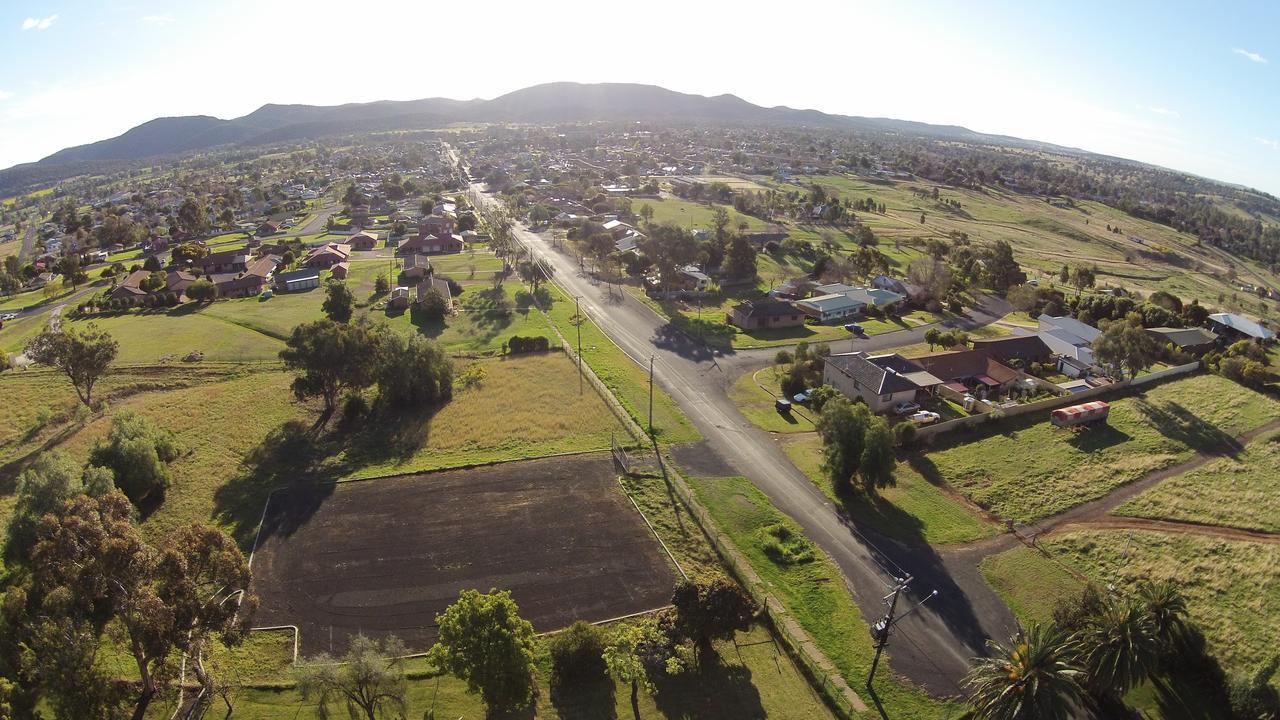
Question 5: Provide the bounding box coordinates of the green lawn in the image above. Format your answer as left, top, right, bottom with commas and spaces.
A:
380, 283, 557, 356
543, 284, 699, 443
1114, 431, 1280, 533
62, 309, 284, 364
922, 373, 1280, 522
976, 545, 1086, 626
728, 366, 817, 434
0, 284, 76, 312
1043, 529, 1280, 679
637, 196, 768, 233
688, 475, 962, 719
782, 435, 997, 545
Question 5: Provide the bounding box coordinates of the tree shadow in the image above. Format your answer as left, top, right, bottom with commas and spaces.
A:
549, 677, 617, 720
650, 654, 766, 720
1130, 399, 1242, 456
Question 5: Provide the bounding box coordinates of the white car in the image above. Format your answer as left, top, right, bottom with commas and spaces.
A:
893, 401, 921, 415
909, 410, 941, 426
0, 312, 17, 321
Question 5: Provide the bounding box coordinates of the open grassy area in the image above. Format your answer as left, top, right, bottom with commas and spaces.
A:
922, 373, 1280, 522
543, 284, 699, 443
1115, 431, 1280, 533
688, 475, 962, 719
1043, 529, 1280, 679
782, 435, 997, 545
0, 284, 77, 312
638, 196, 768, 233
381, 283, 557, 356
729, 366, 817, 434
977, 545, 1086, 626
62, 309, 284, 364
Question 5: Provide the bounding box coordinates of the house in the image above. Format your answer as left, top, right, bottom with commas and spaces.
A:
193, 250, 249, 275
911, 349, 1022, 397
823, 352, 943, 414
256, 221, 281, 237
1147, 326, 1219, 355
399, 233, 464, 255
329, 262, 349, 280
727, 299, 805, 331
1208, 313, 1275, 343
164, 270, 198, 297
970, 335, 1053, 365
419, 215, 456, 238
812, 283, 904, 312
795, 293, 864, 323
349, 230, 380, 250
400, 254, 432, 281
677, 265, 712, 292
303, 242, 352, 268
276, 268, 321, 292
415, 277, 453, 310
1037, 314, 1101, 377
871, 275, 908, 296
387, 286, 411, 310
109, 269, 152, 303
768, 277, 815, 300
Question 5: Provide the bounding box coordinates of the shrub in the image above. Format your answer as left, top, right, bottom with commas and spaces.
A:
773, 349, 793, 365
88, 411, 181, 507
892, 421, 917, 448
342, 394, 369, 423
506, 335, 551, 354
548, 621, 608, 686
759, 523, 814, 565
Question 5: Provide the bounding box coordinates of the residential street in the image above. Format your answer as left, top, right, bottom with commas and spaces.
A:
466, 177, 1020, 696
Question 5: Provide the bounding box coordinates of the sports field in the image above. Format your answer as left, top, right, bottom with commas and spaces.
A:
250, 453, 678, 654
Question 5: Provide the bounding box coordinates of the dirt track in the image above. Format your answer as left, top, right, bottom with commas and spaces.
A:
250, 453, 677, 655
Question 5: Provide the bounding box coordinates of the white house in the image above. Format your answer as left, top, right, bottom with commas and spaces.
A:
795, 293, 865, 323
1037, 314, 1102, 377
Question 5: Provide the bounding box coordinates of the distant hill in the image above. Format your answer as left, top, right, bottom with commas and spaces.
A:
4, 82, 1086, 187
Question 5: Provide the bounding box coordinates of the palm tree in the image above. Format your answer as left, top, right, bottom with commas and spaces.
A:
965, 624, 1087, 720
1077, 598, 1161, 697
1134, 579, 1189, 653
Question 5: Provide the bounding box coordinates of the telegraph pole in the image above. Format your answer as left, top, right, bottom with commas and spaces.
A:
574, 296, 583, 395
648, 356, 655, 437
866, 575, 937, 690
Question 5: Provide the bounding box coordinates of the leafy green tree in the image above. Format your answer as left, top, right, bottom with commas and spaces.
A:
177, 197, 210, 237
859, 416, 895, 490
548, 620, 607, 687
1069, 265, 1096, 295
724, 236, 757, 279
24, 324, 118, 407
604, 620, 665, 720
816, 396, 870, 488
322, 279, 355, 323
965, 624, 1086, 720
1008, 284, 1039, 314
983, 240, 1022, 292
711, 206, 730, 243
280, 320, 379, 414
415, 288, 448, 321
88, 411, 181, 507
4, 452, 111, 565
297, 634, 408, 720
638, 203, 654, 224
669, 578, 757, 667
429, 589, 538, 714
374, 273, 389, 294
1092, 313, 1159, 379
374, 332, 453, 409
186, 278, 217, 303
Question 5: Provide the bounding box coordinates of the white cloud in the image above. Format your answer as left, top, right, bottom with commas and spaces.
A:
1257, 138, 1280, 150
0, 90, 13, 101
1233, 48, 1268, 64
21, 14, 59, 31
142, 14, 175, 25
1141, 105, 1180, 118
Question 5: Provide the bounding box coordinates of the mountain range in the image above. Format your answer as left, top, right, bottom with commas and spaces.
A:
2, 82, 1082, 194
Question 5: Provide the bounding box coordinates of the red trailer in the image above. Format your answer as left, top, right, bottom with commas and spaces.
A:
1050, 400, 1110, 428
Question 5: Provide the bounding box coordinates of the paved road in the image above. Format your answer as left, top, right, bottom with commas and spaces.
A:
463, 174, 1017, 695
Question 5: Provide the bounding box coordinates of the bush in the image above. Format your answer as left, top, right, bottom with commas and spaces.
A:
773, 349, 793, 365
414, 289, 448, 321
88, 411, 182, 507
759, 523, 815, 565
506, 335, 551, 354
892, 421, 917, 448
342, 394, 369, 423
548, 621, 608, 686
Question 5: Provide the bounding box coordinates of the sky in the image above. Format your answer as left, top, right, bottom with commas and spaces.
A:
1, 0, 1278, 194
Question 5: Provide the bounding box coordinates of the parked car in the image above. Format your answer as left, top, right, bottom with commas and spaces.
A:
775, 398, 793, 414
792, 389, 811, 404
843, 323, 865, 335
893, 401, 921, 415
908, 410, 941, 425
0, 312, 17, 321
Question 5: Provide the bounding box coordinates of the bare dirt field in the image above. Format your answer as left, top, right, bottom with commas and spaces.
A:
250, 453, 679, 655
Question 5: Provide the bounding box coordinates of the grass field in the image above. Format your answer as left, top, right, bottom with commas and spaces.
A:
1114, 431, 1280, 532
782, 435, 997, 545
976, 545, 1086, 626
62, 309, 284, 364
638, 196, 768, 233
0, 284, 76, 312
922, 373, 1280, 522
381, 283, 557, 356
543, 284, 699, 443
1043, 529, 1280, 679
688, 475, 963, 719
728, 366, 817, 433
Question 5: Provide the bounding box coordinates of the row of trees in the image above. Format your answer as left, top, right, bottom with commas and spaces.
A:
299, 578, 757, 719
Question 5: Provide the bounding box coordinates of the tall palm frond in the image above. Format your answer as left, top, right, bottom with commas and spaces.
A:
965, 624, 1088, 720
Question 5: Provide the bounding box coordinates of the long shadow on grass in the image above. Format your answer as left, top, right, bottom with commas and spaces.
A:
550, 677, 617, 720
650, 655, 765, 720
1129, 399, 1243, 457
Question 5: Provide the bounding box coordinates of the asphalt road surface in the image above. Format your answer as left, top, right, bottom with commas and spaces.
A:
463, 170, 1018, 696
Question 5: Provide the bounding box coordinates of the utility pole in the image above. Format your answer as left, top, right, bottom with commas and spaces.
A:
648, 356, 655, 437
866, 576, 937, 690
574, 296, 583, 395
